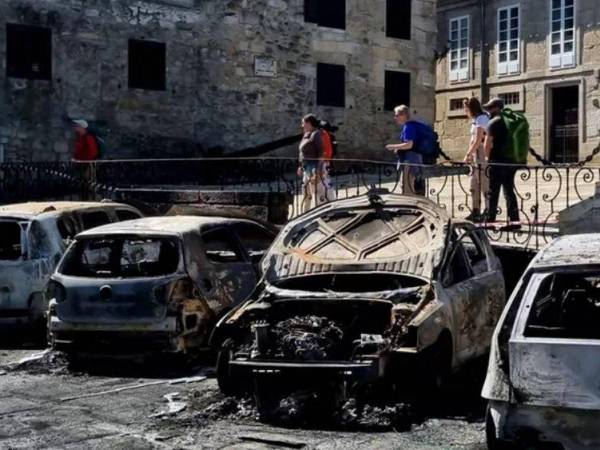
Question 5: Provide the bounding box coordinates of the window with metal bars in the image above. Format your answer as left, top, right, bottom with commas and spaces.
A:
449, 98, 465, 112
497, 6, 520, 75
550, 0, 575, 68
499, 92, 520, 106
449, 16, 470, 82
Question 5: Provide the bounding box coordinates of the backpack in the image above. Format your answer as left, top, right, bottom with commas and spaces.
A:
407, 121, 440, 165
321, 130, 334, 161
500, 108, 529, 164
87, 127, 107, 159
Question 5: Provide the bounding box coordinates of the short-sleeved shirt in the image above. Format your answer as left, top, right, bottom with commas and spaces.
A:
299, 130, 323, 162
398, 122, 423, 166
470, 114, 489, 138
487, 115, 509, 163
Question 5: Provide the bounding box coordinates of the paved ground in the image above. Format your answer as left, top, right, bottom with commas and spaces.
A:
0, 334, 488, 450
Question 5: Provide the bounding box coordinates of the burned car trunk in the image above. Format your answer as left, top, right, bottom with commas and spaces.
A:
48, 216, 275, 357
213, 191, 505, 411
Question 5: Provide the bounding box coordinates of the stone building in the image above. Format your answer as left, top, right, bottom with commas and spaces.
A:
436, 0, 600, 163
0, 0, 436, 162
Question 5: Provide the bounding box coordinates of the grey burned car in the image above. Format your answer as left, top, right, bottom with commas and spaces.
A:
47, 216, 276, 356
213, 190, 505, 408
0, 201, 142, 331
483, 234, 600, 450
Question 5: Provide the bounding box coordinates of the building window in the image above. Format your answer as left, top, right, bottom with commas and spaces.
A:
384, 71, 411, 111
6, 24, 52, 80
304, 0, 346, 30
497, 6, 520, 75
317, 63, 345, 108
499, 92, 520, 106
449, 98, 465, 112
386, 0, 412, 40
550, 0, 575, 68
449, 16, 470, 82
128, 39, 166, 91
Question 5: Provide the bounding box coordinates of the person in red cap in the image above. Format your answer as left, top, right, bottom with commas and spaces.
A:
72, 119, 99, 161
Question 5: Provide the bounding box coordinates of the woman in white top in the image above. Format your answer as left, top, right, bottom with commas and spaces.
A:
463, 97, 490, 222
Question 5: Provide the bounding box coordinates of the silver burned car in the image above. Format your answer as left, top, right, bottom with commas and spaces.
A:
213, 191, 505, 408
483, 234, 600, 450
0, 201, 142, 331
47, 216, 276, 356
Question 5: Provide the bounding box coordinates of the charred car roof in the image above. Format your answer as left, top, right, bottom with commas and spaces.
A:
0, 201, 135, 220
262, 193, 449, 281
76, 215, 258, 238
531, 233, 600, 269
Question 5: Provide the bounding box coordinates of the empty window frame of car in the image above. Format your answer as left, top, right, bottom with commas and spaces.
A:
60, 237, 180, 278
0, 220, 26, 260
80, 210, 112, 230
116, 209, 143, 222
202, 228, 244, 264
233, 222, 275, 262
524, 269, 600, 339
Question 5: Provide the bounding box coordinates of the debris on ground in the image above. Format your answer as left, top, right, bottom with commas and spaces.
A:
239, 433, 307, 448
5, 350, 70, 375
273, 315, 344, 360
61, 375, 207, 402
336, 398, 414, 431
151, 392, 188, 418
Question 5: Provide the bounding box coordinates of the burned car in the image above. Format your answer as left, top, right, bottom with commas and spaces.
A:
483, 234, 600, 450
0, 201, 142, 331
47, 216, 276, 355
213, 191, 505, 407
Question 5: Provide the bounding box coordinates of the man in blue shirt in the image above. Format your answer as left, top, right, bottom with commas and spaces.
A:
385, 105, 423, 195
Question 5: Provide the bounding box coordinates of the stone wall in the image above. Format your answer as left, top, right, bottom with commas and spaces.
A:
435, 0, 600, 162
0, 0, 437, 162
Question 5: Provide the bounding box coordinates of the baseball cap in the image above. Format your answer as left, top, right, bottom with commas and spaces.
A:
483, 97, 505, 110
72, 119, 88, 129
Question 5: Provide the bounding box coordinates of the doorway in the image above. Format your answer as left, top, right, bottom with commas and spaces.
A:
549, 85, 579, 163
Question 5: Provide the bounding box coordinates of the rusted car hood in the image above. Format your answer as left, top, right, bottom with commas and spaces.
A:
261, 193, 448, 282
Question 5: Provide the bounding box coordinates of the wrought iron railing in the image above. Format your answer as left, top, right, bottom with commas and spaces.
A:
1, 157, 599, 250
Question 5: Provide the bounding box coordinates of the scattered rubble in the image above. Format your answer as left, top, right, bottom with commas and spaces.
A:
5, 349, 70, 375
151, 392, 188, 418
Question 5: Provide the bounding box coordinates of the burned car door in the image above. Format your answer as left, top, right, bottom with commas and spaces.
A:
232, 222, 276, 272
509, 270, 600, 410
441, 225, 501, 363
200, 226, 258, 309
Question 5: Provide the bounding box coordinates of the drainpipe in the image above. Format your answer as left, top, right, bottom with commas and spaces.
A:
480, 0, 487, 101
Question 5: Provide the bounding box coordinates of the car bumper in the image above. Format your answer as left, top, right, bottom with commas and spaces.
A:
229, 358, 381, 383
49, 316, 181, 354
490, 400, 600, 449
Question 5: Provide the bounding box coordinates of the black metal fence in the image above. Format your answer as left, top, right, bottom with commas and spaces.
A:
1, 157, 598, 250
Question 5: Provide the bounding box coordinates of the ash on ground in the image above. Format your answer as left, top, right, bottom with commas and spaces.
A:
4, 349, 71, 375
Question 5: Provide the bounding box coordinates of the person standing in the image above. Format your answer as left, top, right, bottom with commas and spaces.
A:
385, 105, 423, 196
483, 98, 520, 230
298, 114, 324, 213
463, 97, 489, 222
72, 119, 99, 161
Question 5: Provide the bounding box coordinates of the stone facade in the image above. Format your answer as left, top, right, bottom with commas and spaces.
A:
0, 0, 436, 162
436, 0, 600, 162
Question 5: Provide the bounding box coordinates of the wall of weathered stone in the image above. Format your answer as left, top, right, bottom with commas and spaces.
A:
435, 0, 600, 162
0, 0, 436, 162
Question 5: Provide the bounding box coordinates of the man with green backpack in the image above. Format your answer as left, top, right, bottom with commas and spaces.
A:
483, 97, 529, 230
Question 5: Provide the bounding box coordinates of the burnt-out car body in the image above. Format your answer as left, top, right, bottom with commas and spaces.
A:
47, 216, 276, 355
0, 201, 142, 330
213, 191, 505, 402
483, 234, 600, 450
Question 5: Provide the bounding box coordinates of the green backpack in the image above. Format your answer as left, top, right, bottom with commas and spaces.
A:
500, 108, 530, 164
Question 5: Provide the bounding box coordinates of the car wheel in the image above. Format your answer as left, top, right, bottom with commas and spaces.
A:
486, 404, 512, 450
216, 338, 243, 396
